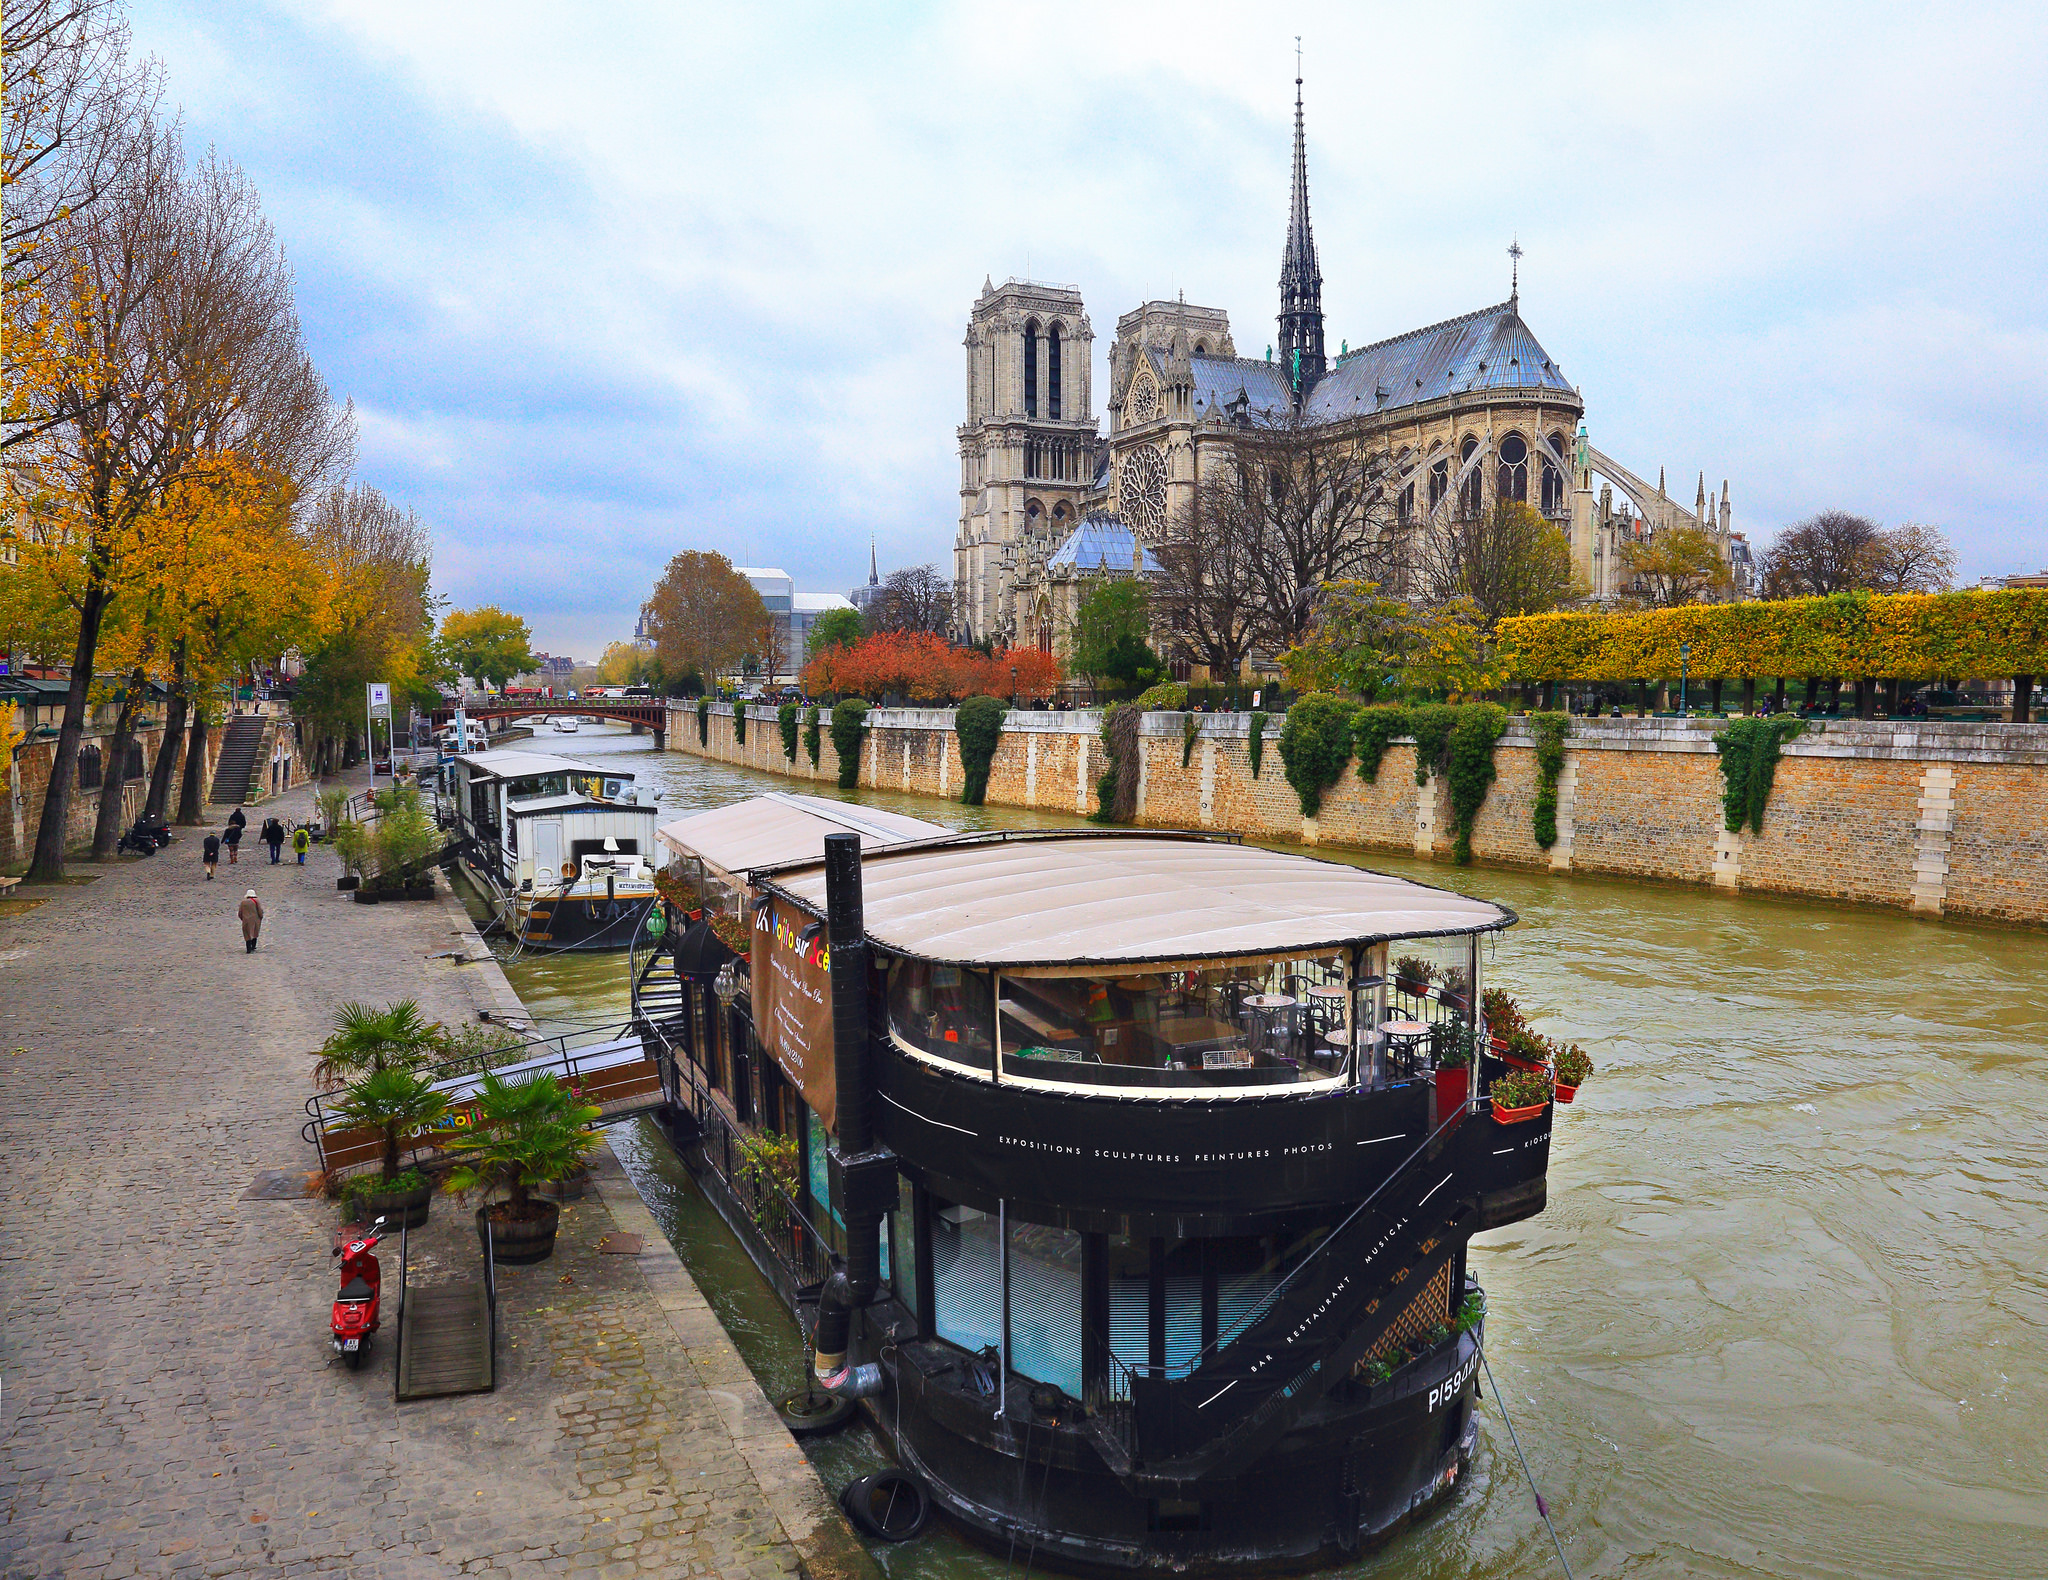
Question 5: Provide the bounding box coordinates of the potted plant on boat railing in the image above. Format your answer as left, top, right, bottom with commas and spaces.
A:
1439, 967, 1471, 1013
707, 909, 752, 955
651, 869, 704, 921
1429, 1019, 1477, 1117
1498, 1027, 1552, 1075
1489, 1068, 1553, 1124
1393, 955, 1436, 1000
1481, 987, 1526, 1050
331, 1067, 450, 1228
1552, 1043, 1593, 1104
442, 1067, 602, 1264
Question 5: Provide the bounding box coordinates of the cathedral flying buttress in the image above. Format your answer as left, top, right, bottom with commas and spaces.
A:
952, 78, 1747, 657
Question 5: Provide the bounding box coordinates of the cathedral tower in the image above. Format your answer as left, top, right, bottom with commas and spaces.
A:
1277, 74, 1325, 399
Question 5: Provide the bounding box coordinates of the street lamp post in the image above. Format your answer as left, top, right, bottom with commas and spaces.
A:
1010, 664, 1018, 710
1680, 642, 1691, 717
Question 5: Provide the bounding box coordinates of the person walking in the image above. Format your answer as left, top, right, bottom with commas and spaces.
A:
202, 832, 221, 880
237, 890, 263, 953
291, 825, 310, 865
263, 816, 285, 864
226, 806, 246, 864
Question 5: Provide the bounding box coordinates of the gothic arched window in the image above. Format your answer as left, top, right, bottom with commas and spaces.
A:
1399, 480, 1415, 523
1497, 433, 1528, 504
1023, 319, 1039, 418
1429, 457, 1449, 511
1541, 430, 1567, 514
1458, 437, 1483, 518
1048, 324, 1062, 422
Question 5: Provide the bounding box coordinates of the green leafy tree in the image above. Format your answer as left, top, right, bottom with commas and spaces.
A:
436, 605, 537, 691
805, 606, 864, 658
1620, 526, 1732, 607
1070, 579, 1162, 689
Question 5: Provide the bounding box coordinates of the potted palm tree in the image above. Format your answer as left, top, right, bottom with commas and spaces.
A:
332, 1067, 449, 1227
443, 1068, 602, 1264
314, 999, 441, 1088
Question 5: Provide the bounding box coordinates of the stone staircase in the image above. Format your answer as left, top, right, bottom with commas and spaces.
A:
207, 715, 269, 805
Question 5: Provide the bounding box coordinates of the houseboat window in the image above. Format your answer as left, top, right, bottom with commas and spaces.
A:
997, 955, 1347, 1087
570, 838, 640, 860
931, 1199, 1003, 1357
889, 1176, 919, 1320
888, 960, 995, 1071
1106, 1235, 1153, 1375
506, 772, 570, 800
1008, 1222, 1083, 1399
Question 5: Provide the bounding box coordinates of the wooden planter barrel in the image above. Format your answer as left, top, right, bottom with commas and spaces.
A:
348, 1179, 432, 1229
478, 1201, 560, 1264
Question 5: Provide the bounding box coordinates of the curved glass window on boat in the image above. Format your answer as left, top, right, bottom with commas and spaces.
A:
997, 956, 1349, 1088
887, 959, 996, 1071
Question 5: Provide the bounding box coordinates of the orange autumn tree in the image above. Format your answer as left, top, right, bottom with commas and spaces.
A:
803, 632, 1062, 704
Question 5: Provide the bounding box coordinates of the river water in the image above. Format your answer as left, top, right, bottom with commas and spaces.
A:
495, 726, 2046, 1580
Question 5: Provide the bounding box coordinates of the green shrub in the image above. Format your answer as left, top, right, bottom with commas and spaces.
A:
732, 705, 746, 746
955, 694, 1007, 806
1529, 712, 1570, 849
1714, 716, 1807, 834
778, 701, 800, 762
1247, 711, 1266, 778
696, 697, 709, 747
804, 705, 821, 767
1135, 680, 1188, 711
373, 784, 442, 879
830, 698, 868, 788
1351, 705, 1409, 784
1277, 693, 1358, 819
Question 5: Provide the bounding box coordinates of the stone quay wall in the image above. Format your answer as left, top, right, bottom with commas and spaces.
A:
2, 716, 216, 872
668, 703, 2048, 926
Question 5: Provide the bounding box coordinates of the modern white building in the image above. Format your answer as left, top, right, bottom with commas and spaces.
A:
736, 567, 856, 676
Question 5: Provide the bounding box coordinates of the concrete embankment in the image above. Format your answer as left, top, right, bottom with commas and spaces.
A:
0, 768, 878, 1580
671, 702, 2048, 926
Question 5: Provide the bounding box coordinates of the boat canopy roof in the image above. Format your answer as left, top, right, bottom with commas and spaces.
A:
454, 749, 634, 780
760, 832, 1513, 969
504, 793, 658, 819
656, 792, 946, 889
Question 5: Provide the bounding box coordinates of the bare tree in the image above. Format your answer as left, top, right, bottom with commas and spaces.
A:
1412, 500, 1584, 630
1758, 511, 1882, 598
874, 563, 951, 634
1869, 522, 1957, 594
1208, 412, 1403, 651
1153, 476, 1268, 682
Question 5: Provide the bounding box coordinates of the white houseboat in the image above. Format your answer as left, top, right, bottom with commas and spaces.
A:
450, 749, 657, 949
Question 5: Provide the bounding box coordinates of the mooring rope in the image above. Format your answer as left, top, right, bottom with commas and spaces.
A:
1478, 1342, 1575, 1580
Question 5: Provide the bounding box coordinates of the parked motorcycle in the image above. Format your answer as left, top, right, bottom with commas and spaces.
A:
117, 825, 158, 857
330, 1216, 388, 1369
134, 813, 173, 849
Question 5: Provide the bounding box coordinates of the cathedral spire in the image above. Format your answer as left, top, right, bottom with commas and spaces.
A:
868, 535, 879, 587
1277, 56, 1325, 400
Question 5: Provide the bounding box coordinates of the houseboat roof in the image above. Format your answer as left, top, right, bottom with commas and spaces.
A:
454, 750, 635, 780
762, 832, 1512, 968
657, 792, 946, 887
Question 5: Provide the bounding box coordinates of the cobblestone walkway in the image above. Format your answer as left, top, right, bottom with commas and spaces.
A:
0, 775, 821, 1580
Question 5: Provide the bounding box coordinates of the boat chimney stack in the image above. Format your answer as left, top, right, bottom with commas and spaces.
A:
825, 833, 872, 1157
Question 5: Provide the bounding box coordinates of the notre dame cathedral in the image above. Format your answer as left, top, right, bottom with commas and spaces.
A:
953, 79, 1749, 663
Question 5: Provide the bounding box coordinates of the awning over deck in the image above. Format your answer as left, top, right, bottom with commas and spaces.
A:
655, 792, 947, 889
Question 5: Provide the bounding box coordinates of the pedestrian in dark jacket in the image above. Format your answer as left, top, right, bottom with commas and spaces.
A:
223, 820, 243, 864
202, 833, 220, 880
238, 890, 263, 953
263, 817, 285, 864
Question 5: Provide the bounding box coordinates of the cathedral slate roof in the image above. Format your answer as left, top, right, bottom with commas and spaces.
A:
1305, 302, 1575, 423
1180, 302, 1575, 432
1046, 514, 1162, 576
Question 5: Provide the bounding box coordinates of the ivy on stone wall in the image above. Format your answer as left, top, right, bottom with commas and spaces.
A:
955, 695, 1006, 807
778, 702, 800, 762
1278, 693, 1359, 818
1714, 716, 1808, 834
1352, 705, 1410, 784
1182, 712, 1200, 768
1529, 712, 1571, 850
1093, 703, 1141, 823
1247, 711, 1267, 779
1407, 704, 1458, 787
804, 706, 822, 768
1444, 704, 1508, 865
733, 705, 747, 747
830, 699, 868, 789
697, 698, 709, 747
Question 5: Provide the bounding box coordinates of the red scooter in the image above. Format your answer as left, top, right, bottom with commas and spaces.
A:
330, 1216, 388, 1369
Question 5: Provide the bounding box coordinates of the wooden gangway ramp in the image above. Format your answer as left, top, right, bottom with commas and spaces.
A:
394, 1220, 498, 1402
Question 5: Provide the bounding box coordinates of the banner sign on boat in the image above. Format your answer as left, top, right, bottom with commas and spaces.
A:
751, 899, 838, 1133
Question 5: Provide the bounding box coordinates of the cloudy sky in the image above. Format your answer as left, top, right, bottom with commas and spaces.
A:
129, 0, 2048, 658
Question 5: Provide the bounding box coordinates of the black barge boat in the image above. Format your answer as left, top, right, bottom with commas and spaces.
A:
633, 800, 1551, 1574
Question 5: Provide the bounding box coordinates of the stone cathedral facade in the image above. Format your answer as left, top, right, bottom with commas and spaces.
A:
953, 82, 1748, 661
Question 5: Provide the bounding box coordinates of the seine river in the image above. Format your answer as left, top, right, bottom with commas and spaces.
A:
495, 725, 2046, 1580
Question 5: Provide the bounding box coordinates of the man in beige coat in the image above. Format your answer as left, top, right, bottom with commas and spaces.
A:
238, 890, 263, 953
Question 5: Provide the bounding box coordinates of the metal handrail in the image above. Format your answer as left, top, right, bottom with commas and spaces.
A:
393, 1215, 408, 1402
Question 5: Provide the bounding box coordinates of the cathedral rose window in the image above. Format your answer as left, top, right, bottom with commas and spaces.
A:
1126, 372, 1159, 427
1120, 444, 1168, 540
